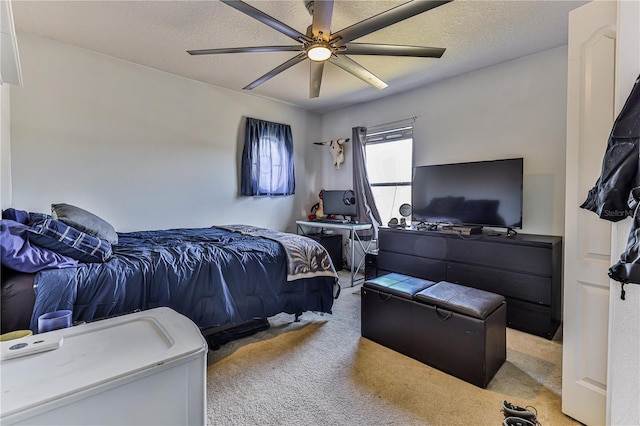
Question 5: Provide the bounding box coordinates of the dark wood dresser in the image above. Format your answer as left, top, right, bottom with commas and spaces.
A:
375, 227, 562, 339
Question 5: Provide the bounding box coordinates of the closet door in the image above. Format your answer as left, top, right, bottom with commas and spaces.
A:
562, 1, 616, 425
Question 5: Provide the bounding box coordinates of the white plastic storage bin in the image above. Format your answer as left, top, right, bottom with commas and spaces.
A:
1, 307, 207, 425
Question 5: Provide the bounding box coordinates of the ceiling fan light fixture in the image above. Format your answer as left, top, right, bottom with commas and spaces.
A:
307, 43, 332, 62
197, 0, 450, 98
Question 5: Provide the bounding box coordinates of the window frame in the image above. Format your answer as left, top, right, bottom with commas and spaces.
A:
364, 123, 414, 222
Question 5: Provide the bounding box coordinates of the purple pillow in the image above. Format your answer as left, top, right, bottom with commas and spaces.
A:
0, 219, 79, 273
2, 208, 30, 224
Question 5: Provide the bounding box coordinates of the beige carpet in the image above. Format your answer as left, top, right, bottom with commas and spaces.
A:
205, 275, 581, 425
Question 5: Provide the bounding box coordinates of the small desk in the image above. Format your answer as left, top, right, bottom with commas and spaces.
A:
296, 220, 373, 287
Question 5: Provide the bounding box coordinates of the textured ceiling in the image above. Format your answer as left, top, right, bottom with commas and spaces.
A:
11, 0, 589, 113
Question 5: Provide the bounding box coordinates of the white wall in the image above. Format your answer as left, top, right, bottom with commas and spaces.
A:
9, 34, 322, 233
7, 35, 570, 238
608, 0, 640, 424
1, 83, 11, 209
321, 47, 569, 237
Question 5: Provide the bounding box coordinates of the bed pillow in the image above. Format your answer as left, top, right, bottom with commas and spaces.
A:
51, 203, 118, 244
27, 218, 112, 263
2, 208, 30, 224
25, 212, 53, 228
0, 219, 80, 272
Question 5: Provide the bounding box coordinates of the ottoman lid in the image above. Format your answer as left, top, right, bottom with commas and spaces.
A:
364, 273, 436, 299
414, 281, 505, 319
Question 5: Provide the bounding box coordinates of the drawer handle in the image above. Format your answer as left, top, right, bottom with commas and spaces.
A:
377, 292, 392, 302
435, 307, 453, 321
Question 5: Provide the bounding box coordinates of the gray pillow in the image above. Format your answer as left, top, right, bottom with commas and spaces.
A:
51, 203, 118, 244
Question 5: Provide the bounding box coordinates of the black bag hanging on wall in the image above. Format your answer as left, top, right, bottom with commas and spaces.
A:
581, 74, 640, 299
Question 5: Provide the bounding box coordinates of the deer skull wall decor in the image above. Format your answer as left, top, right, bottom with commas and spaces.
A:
313, 138, 350, 170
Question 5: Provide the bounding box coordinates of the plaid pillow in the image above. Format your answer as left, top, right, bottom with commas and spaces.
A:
28, 218, 112, 263
27, 212, 52, 226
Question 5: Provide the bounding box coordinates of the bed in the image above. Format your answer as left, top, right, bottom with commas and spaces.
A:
1, 207, 339, 339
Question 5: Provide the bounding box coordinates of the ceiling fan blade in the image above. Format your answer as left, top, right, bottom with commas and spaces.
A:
188, 46, 302, 55
309, 61, 325, 98
342, 43, 445, 58
331, 0, 452, 46
329, 55, 388, 90
244, 53, 307, 90
311, 0, 334, 40
221, 0, 309, 42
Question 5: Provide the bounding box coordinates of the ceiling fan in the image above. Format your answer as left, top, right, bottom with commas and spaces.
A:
187, 0, 451, 98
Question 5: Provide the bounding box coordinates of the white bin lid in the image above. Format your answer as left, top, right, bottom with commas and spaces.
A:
0, 307, 207, 419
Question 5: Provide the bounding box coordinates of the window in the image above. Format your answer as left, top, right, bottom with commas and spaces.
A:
241, 117, 295, 196
365, 123, 413, 224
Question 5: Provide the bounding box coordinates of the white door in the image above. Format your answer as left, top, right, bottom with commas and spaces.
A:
562, 2, 617, 425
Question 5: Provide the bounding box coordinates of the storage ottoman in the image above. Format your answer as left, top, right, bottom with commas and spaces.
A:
361, 273, 436, 354
412, 281, 506, 387
361, 274, 506, 388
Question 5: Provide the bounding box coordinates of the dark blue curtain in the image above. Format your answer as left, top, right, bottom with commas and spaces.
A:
241, 117, 295, 196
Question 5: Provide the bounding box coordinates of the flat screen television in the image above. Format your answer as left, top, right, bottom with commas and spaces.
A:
412, 158, 523, 229
322, 190, 357, 219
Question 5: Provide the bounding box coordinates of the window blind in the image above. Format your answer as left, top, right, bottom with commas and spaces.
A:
365, 117, 415, 144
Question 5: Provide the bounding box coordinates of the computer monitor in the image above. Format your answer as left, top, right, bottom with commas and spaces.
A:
322, 190, 357, 219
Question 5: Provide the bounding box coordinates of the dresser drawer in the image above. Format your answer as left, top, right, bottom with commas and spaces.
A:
377, 251, 447, 282
505, 298, 558, 339
447, 263, 552, 305
447, 239, 552, 276
379, 230, 446, 259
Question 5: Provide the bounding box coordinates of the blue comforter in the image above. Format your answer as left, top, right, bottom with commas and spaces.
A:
29, 227, 337, 331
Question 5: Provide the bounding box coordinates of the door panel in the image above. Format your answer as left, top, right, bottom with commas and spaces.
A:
562, 2, 616, 425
